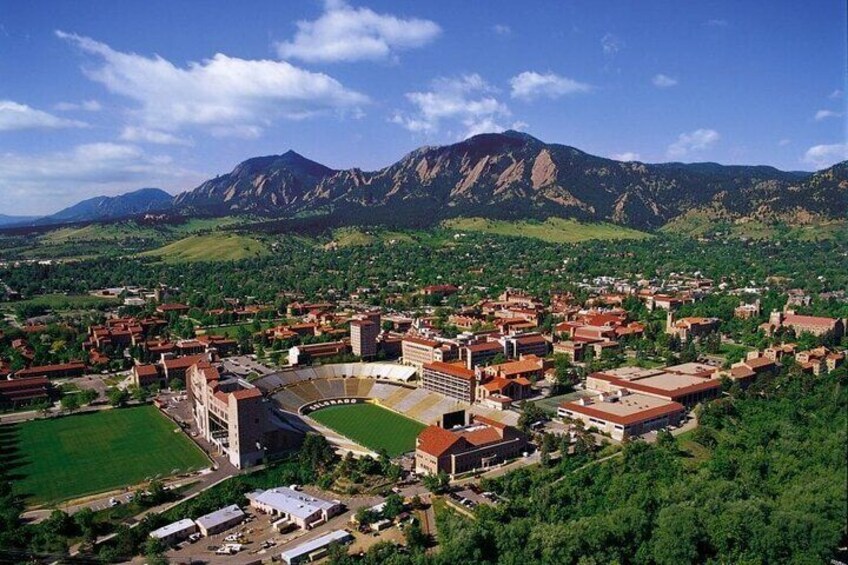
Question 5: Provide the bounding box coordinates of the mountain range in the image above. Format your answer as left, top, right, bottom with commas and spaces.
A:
10, 131, 848, 231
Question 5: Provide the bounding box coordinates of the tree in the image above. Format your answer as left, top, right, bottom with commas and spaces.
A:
107, 387, 130, 407
79, 388, 98, 405
382, 493, 405, 520
144, 536, 169, 565
60, 394, 81, 414
423, 471, 450, 494
168, 378, 184, 391
355, 506, 378, 526
404, 519, 428, 551
517, 401, 546, 432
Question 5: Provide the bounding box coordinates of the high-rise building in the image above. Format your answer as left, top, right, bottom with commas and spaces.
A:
350, 319, 379, 359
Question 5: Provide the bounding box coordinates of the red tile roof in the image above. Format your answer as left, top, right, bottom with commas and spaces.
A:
417, 425, 462, 457
424, 361, 475, 381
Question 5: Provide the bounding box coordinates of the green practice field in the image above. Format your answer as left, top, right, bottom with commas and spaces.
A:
2, 406, 209, 505
309, 402, 426, 457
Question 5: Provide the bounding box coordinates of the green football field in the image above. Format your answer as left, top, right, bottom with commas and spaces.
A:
309, 403, 426, 457
2, 406, 210, 505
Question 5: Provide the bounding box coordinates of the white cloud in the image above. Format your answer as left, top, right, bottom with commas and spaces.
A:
0, 99, 88, 131
706, 19, 728, 27
492, 24, 511, 35
57, 30, 367, 138
666, 128, 720, 158
778, 138, 791, 146
652, 74, 678, 88
391, 74, 514, 139
0, 142, 201, 215
275, 0, 440, 63
611, 152, 641, 162
601, 33, 622, 55
802, 143, 848, 169
54, 99, 102, 112
120, 126, 193, 146
814, 109, 843, 121
509, 71, 591, 101
829, 89, 843, 99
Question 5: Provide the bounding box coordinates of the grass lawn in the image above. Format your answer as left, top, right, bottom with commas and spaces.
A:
139, 233, 268, 263
309, 402, 426, 457
2, 406, 209, 505
443, 217, 650, 243
1, 293, 119, 311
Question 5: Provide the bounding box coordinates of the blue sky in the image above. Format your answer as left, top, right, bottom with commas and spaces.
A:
1, 0, 845, 215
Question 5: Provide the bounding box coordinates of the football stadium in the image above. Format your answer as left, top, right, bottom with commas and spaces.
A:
253, 362, 519, 456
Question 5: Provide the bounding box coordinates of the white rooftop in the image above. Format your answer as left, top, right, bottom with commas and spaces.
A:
281, 530, 352, 562
195, 504, 245, 530
149, 518, 196, 540
250, 487, 340, 520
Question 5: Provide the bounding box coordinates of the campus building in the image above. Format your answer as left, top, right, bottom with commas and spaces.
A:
188, 360, 300, 468
350, 319, 379, 360
415, 414, 527, 476
422, 361, 476, 403
586, 364, 721, 407
14, 361, 86, 379
0, 376, 51, 409
559, 390, 685, 441
401, 336, 457, 371
247, 487, 343, 530
763, 310, 845, 339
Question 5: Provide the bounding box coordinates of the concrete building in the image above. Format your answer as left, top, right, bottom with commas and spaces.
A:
350, 319, 379, 360
149, 519, 197, 545
195, 504, 246, 537
247, 487, 343, 530
559, 390, 685, 441
415, 414, 527, 476
189, 360, 300, 468
422, 361, 476, 403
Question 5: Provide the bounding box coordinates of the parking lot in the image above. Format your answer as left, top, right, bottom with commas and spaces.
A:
220, 355, 276, 379
162, 487, 398, 564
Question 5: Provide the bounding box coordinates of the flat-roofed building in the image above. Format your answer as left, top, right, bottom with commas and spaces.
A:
280, 530, 353, 565
195, 504, 245, 537
587, 365, 721, 407
504, 333, 549, 358
149, 519, 197, 545
247, 487, 343, 530
350, 319, 379, 360
559, 391, 685, 440
415, 415, 527, 476
462, 341, 504, 369
422, 361, 476, 403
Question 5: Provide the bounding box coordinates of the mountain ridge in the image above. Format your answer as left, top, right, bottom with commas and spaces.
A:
172, 131, 845, 230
